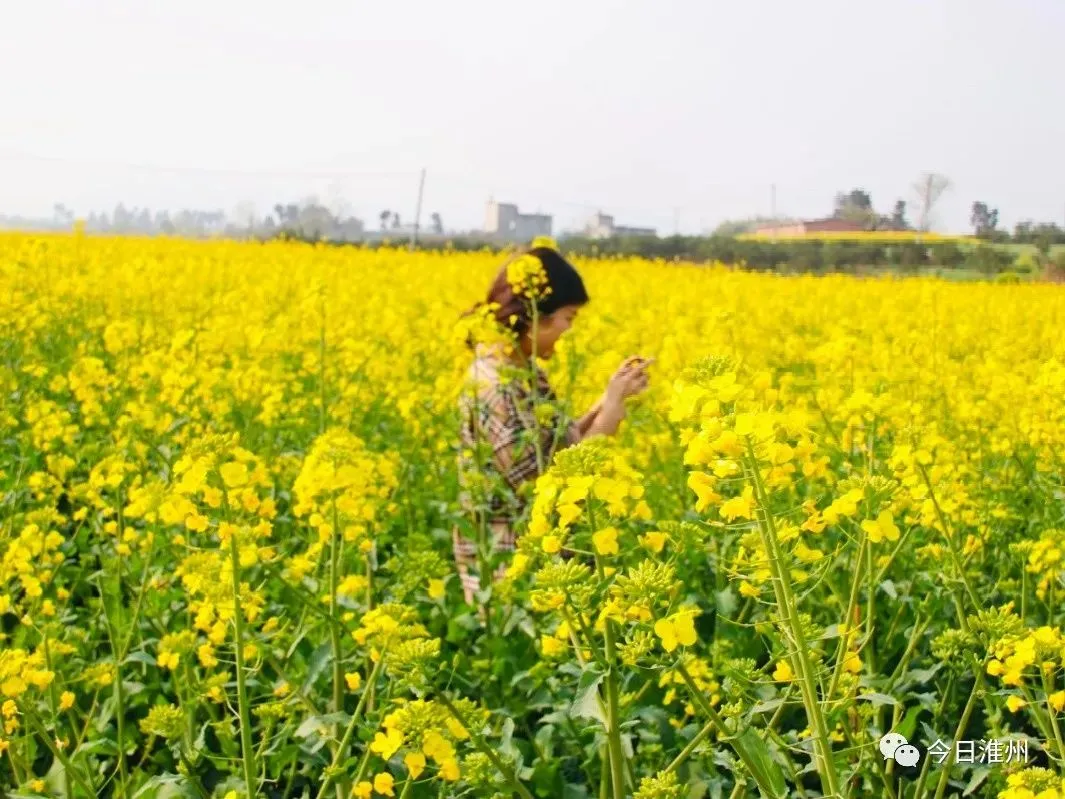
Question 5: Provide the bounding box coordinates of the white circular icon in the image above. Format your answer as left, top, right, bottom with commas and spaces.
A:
894, 744, 921, 768
879, 732, 921, 767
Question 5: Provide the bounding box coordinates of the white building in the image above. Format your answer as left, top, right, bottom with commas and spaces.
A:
484, 200, 552, 242
584, 211, 657, 239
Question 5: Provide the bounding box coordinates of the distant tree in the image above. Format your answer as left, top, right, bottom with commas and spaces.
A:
156, 210, 175, 235
970, 201, 999, 239
113, 203, 131, 232
832, 189, 876, 227
1034, 226, 1057, 257
912, 173, 951, 232
891, 200, 907, 230
1012, 221, 1064, 250
430, 212, 443, 235
295, 201, 333, 240
53, 203, 74, 228
274, 204, 299, 227
379, 210, 391, 231
391, 213, 401, 230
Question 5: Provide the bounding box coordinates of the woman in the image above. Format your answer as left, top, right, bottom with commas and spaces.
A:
453, 244, 650, 604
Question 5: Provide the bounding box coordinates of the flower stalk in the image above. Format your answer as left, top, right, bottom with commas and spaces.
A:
226, 522, 259, 798
743, 441, 841, 798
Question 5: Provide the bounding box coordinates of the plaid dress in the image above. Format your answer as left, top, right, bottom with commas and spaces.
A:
453, 345, 580, 603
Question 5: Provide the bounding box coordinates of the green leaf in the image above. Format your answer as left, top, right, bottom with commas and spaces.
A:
501, 716, 515, 748
534, 723, 556, 761
963, 766, 990, 795
295, 714, 344, 739
131, 774, 185, 798
562, 785, 591, 799
74, 738, 119, 757
856, 693, 900, 707
907, 664, 943, 684
123, 651, 156, 667
750, 698, 785, 715
732, 727, 786, 798
570, 667, 606, 726
896, 705, 923, 742
879, 579, 898, 599
302, 643, 331, 691
714, 588, 738, 617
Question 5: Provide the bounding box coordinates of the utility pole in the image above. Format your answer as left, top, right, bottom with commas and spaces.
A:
411, 167, 426, 250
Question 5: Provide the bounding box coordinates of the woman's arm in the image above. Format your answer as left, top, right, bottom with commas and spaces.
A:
581, 393, 626, 438
575, 396, 604, 435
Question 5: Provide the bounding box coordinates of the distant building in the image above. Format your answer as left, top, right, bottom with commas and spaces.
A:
484, 200, 552, 241
752, 218, 865, 237
584, 211, 657, 239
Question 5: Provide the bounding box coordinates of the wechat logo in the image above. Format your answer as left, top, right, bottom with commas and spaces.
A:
880, 732, 921, 768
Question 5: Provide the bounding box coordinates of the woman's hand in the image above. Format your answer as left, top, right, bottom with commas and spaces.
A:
578, 356, 653, 441
605, 356, 651, 402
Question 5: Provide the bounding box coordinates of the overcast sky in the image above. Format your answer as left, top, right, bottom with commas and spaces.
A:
2, 0, 1063, 234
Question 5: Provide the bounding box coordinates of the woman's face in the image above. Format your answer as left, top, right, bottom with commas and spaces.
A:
525, 305, 580, 359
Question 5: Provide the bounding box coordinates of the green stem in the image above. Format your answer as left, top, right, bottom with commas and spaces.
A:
97, 575, 129, 799
664, 715, 717, 774
744, 442, 840, 798
675, 662, 779, 798
1042, 670, 1065, 764
329, 497, 344, 717
319, 289, 328, 433
227, 527, 259, 798
865, 536, 875, 673
365, 547, 376, 716
930, 666, 983, 799
5, 746, 24, 785
42, 636, 72, 799
826, 531, 866, 703
916, 462, 979, 612
179, 752, 211, 799
25, 711, 96, 797
596, 558, 628, 799
314, 654, 386, 799
599, 745, 609, 799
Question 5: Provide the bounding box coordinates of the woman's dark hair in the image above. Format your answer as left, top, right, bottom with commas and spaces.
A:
463, 246, 589, 343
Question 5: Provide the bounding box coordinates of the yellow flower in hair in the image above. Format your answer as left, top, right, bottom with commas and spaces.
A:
531, 235, 560, 251
506, 253, 550, 299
